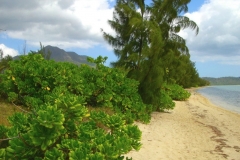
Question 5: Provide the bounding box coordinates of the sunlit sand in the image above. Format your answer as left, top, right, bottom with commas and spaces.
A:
125, 89, 240, 160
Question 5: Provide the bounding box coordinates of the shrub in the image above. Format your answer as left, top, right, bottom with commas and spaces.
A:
157, 89, 175, 112
0, 96, 141, 159
162, 83, 191, 101
0, 54, 151, 159
155, 83, 191, 112
0, 54, 151, 123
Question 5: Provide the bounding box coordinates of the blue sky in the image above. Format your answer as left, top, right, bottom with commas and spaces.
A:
0, 0, 239, 78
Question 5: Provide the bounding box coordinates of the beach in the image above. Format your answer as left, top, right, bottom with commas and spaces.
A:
125, 89, 240, 160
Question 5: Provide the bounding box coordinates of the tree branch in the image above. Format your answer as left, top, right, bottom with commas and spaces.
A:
12, 102, 30, 113
0, 136, 19, 141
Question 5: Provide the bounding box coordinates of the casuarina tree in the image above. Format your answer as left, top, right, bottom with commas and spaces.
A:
102, 0, 199, 110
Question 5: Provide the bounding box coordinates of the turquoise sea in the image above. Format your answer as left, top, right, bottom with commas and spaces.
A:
197, 85, 240, 113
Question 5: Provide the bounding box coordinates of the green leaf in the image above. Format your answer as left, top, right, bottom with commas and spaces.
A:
69, 148, 87, 160
0, 149, 6, 159
44, 147, 64, 160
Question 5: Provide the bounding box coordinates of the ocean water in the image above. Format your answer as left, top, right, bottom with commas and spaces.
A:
197, 85, 240, 113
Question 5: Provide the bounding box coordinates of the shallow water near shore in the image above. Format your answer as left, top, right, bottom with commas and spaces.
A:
197, 85, 240, 113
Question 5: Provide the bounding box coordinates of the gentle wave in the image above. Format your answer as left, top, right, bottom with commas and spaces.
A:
197, 85, 240, 113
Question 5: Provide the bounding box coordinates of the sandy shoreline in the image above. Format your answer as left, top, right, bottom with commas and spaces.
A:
125, 89, 240, 160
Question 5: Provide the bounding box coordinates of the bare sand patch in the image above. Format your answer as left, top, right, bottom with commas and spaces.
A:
125, 90, 240, 160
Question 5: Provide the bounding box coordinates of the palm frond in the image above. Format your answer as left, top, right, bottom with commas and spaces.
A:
176, 16, 199, 35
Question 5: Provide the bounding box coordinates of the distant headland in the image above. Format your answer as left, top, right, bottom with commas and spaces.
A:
203, 77, 240, 85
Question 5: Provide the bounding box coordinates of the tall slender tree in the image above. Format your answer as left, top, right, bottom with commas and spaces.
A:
0, 49, 13, 73
29, 43, 51, 60
149, 0, 199, 84
103, 0, 199, 108
0, 49, 3, 60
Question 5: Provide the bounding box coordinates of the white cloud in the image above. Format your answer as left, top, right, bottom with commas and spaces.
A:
3, 0, 239, 67
190, 52, 240, 65
179, 0, 240, 65
0, 0, 114, 49
0, 44, 19, 57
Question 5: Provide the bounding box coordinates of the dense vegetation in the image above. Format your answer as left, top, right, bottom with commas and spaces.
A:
0, 54, 149, 159
0, 49, 13, 73
0, 51, 192, 159
203, 77, 240, 85
102, 0, 208, 109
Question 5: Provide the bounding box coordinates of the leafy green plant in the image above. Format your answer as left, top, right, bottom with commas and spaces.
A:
162, 83, 191, 101
0, 50, 13, 74
102, 0, 199, 108
0, 125, 8, 148
0, 94, 141, 159
158, 89, 175, 112
0, 53, 151, 159
154, 83, 191, 112
0, 54, 151, 123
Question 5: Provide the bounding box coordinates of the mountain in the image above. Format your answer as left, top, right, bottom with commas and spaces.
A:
13, 45, 95, 67
44, 45, 95, 66
203, 77, 240, 85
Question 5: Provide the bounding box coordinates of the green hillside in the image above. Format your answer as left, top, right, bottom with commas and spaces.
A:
203, 77, 240, 85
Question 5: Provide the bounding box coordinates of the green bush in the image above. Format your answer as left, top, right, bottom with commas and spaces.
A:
0, 96, 141, 159
0, 53, 193, 159
0, 54, 148, 160
0, 54, 151, 159
155, 83, 191, 112
0, 54, 151, 123
158, 89, 175, 112
0, 125, 8, 148
162, 83, 191, 101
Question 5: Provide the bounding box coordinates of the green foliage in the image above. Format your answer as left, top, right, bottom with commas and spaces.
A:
167, 58, 207, 88
0, 125, 8, 148
156, 83, 191, 111
162, 83, 191, 101
78, 56, 152, 123
158, 90, 175, 112
29, 42, 52, 60
0, 49, 13, 74
0, 54, 151, 123
103, 0, 165, 108
0, 53, 149, 159
102, 0, 202, 109
0, 101, 141, 159
0, 125, 8, 139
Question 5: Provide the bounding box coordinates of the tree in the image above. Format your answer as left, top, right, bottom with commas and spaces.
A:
149, 0, 199, 83
29, 42, 51, 60
0, 49, 3, 60
103, 0, 166, 109
0, 49, 13, 73
22, 40, 27, 55
103, 0, 199, 109
103, 0, 146, 69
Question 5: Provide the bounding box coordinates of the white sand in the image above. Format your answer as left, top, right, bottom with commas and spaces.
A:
125, 90, 240, 160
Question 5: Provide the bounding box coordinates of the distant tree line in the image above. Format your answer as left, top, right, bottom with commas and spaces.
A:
203, 77, 240, 85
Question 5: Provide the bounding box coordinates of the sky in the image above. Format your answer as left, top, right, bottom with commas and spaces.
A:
0, 0, 239, 78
